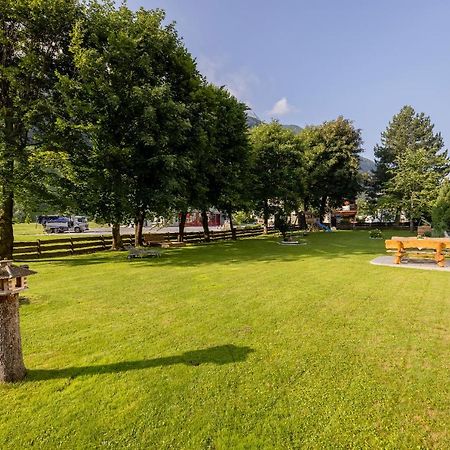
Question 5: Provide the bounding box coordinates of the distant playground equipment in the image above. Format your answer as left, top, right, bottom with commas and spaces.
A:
305, 213, 333, 232
316, 221, 332, 232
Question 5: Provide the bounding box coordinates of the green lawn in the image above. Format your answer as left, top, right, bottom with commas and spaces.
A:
1, 231, 449, 449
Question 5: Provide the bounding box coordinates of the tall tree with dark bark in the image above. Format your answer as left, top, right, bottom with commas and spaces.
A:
249, 121, 304, 233
0, 0, 79, 259
299, 117, 362, 222
57, 5, 199, 249
174, 83, 249, 242
0, 0, 80, 384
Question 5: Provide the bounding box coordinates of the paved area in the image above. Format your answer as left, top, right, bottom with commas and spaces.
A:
371, 255, 450, 271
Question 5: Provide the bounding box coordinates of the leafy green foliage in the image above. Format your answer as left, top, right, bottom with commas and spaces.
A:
249, 121, 305, 228
384, 148, 449, 225
56, 5, 200, 244
374, 106, 446, 191
432, 181, 450, 235
368, 228, 383, 239
0, 0, 80, 257
299, 116, 362, 219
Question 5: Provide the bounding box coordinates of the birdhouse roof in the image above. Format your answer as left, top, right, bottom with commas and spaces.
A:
0, 260, 36, 280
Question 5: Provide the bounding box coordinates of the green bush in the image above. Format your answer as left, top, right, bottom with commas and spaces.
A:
432, 181, 450, 234
369, 228, 383, 239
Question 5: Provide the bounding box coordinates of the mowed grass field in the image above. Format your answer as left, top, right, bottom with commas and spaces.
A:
1, 231, 449, 449
13, 222, 107, 241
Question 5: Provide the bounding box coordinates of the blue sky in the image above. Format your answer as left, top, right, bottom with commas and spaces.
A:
126, 0, 450, 159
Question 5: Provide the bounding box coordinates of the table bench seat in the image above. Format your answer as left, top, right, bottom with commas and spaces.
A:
385, 238, 447, 267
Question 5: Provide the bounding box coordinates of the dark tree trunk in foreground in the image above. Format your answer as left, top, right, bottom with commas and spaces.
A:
0, 158, 15, 259
201, 210, 210, 242
263, 200, 269, 234
134, 211, 145, 247
319, 196, 327, 223
0, 294, 26, 383
298, 210, 307, 230
178, 211, 187, 242
227, 208, 237, 240
111, 223, 123, 250
0, 189, 14, 260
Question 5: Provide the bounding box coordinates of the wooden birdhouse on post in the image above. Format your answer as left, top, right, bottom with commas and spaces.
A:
0, 260, 36, 382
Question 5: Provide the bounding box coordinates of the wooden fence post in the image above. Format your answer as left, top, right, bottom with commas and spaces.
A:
37, 239, 41, 259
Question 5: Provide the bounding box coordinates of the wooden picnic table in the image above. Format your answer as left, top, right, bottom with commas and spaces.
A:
385, 237, 450, 267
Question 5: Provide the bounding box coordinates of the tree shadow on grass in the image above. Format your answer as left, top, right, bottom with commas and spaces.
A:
37, 233, 387, 269
27, 344, 254, 382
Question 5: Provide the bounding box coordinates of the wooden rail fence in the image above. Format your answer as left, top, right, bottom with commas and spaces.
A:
13, 226, 277, 260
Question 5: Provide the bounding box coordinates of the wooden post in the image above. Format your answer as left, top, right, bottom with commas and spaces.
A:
70, 237, 74, 255
436, 242, 445, 268
394, 241, 404, 264
0, 294, 26, 382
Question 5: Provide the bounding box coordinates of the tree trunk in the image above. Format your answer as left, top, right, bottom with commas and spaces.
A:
111, 223, 123, 250
227, 208, 237, 240
263, 200, 269, 234
134, 211, 145, 247
201, 210, 210, 242
319, 196, 327, 223
178, 211, 187, 242
394, 209, 401, 226
0, 294, 26, 383
0, 187, 14, 260
298, 210, 307, 230
409, 194, 415, 233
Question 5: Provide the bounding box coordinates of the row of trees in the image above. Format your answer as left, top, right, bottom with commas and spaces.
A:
1, 0, 363, 259
369, 105, 450, 232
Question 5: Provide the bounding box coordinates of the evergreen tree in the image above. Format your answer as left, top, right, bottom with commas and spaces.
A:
374, 105, 444, 188
374, 106, 449, 226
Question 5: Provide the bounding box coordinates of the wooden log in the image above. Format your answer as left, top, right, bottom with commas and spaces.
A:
13, 241, 38, 247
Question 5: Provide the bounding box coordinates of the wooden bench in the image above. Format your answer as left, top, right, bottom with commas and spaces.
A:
385, 238, 446, 267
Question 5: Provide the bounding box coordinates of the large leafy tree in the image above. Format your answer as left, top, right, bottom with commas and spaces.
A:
0, 0, 81, 383
174, 84, 250, 242
385, 147, 449, 231
300, 116, 362, 221
0, 0, 80, 259
57, 4, 199, 248
249, 121, 304, 233
432, 181, 450, 235
208, 86, 250, 240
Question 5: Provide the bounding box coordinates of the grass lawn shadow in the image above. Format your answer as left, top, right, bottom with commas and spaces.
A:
40, 232, 392, 269
27, 345, 254, 381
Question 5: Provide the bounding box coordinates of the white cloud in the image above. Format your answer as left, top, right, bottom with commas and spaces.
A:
268, 97, 297, 116
197, 55, 258, 107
